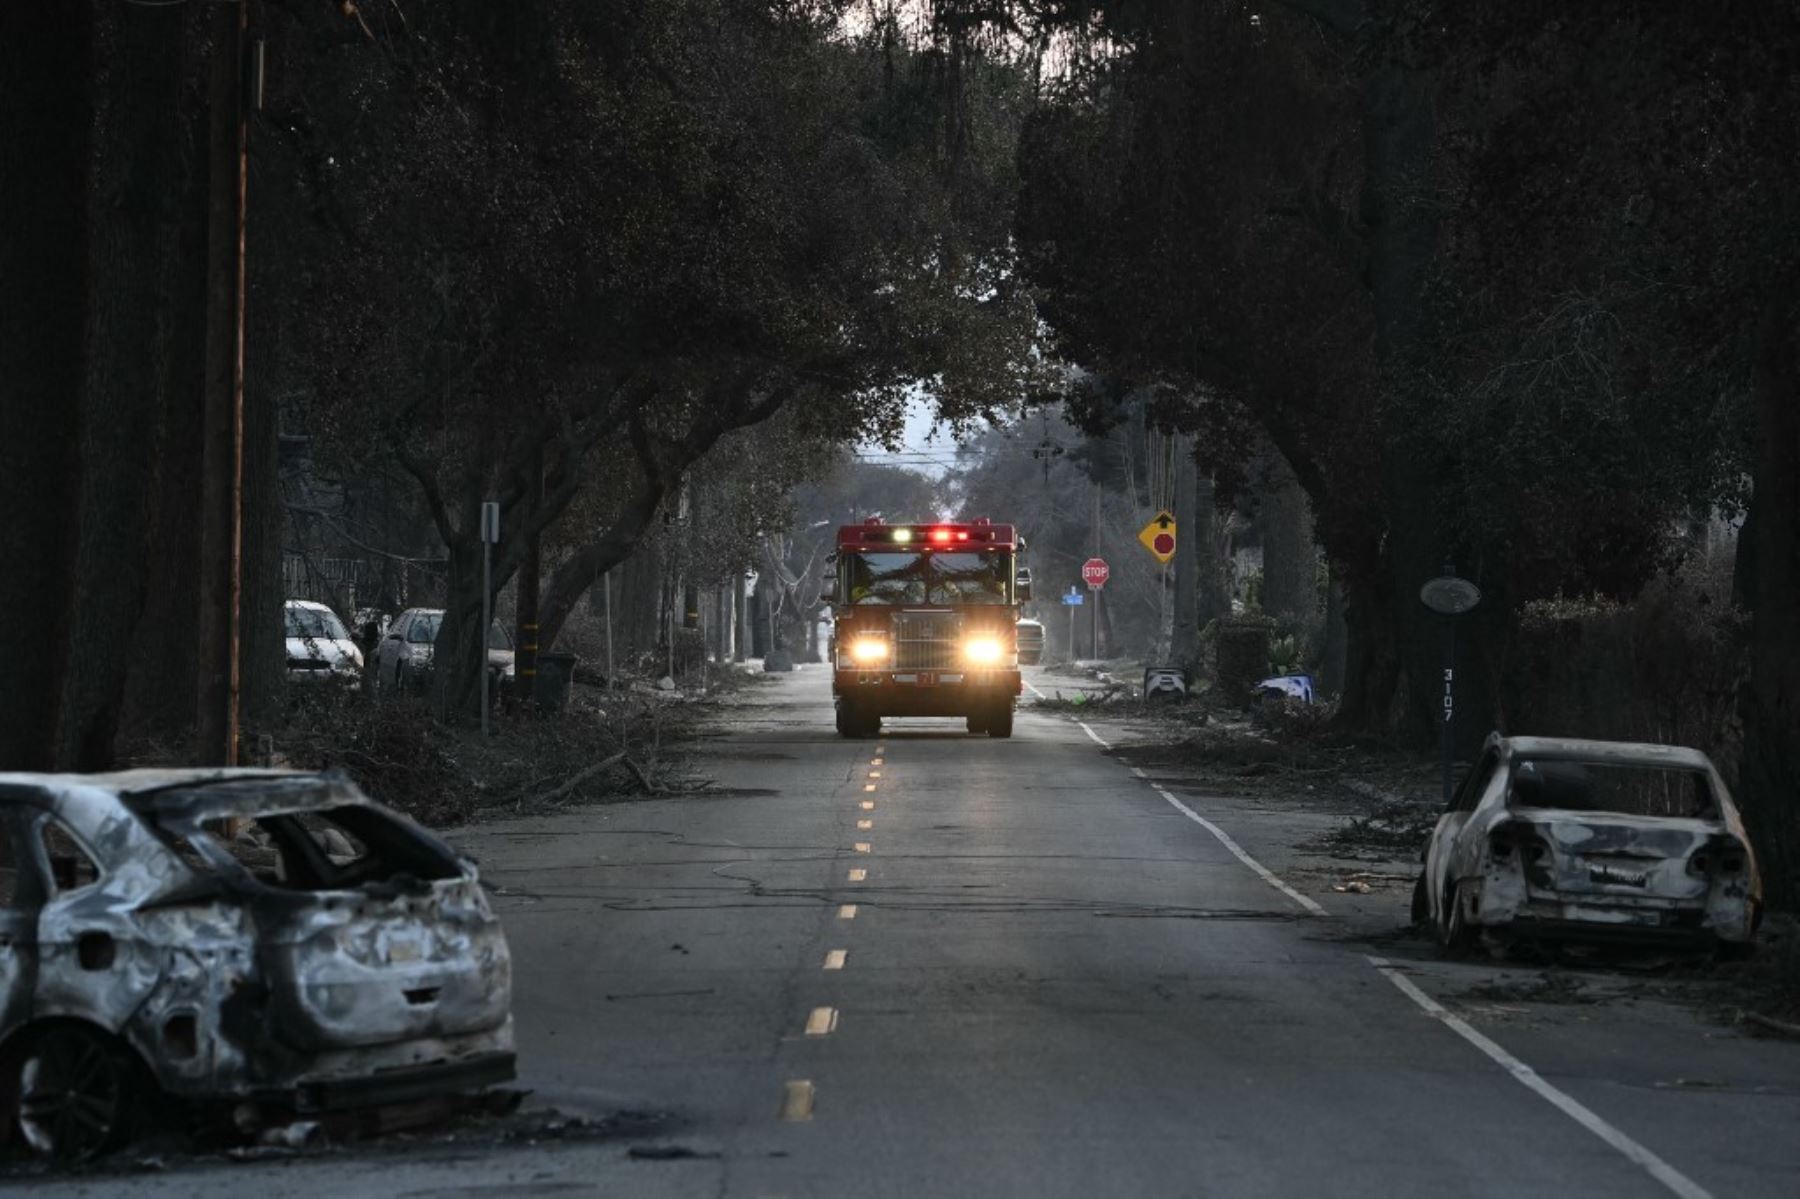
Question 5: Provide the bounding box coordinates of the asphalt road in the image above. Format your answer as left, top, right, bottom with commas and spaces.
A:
29, 666, 1800, 1197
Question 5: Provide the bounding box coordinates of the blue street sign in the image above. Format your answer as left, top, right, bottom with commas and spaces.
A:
1062, 593, 1084, 606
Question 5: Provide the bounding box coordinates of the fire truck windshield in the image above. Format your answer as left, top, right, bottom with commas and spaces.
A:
844, 550, 1013, 605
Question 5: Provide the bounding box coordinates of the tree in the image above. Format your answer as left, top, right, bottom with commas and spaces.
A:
0, 3, 284, 770
258, 1, 1041, 718
989, 1, 1763, 750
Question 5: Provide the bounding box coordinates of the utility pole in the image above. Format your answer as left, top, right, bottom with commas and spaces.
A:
1092, 481, 1101, 658
480, 502, 499, 734
1172, 434, 1198, 663
197, 0, 250, 766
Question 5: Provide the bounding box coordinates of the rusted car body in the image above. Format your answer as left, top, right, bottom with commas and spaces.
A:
1417, 735, 1760, 954
0, 769, 513, 1159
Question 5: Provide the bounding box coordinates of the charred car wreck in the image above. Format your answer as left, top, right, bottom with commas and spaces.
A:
1416, 735, 1762, 955
0, 769, 514, 1160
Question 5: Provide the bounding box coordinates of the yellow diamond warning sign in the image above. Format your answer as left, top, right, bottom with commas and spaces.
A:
1138, 510, 1177, 564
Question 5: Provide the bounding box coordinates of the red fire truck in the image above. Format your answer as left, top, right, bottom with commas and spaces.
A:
825, 518, 1031, 738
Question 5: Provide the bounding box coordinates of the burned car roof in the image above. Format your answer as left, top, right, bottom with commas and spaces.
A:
1486, 735, 1716, 772
0, 767, 378, 820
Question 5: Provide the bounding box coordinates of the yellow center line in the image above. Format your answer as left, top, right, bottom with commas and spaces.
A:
863, 783, 877, 792
857, 819, 873, 830
860, 800, 874, 810
871, 758, 884, 766
854, 842, 871, 853
804, 1006, 839, 1036
847, 868, 867, 881
838, 903, 858, 919
869, 771, 882, 779
823, 949, 848, 970
780, 1080, 815, 1121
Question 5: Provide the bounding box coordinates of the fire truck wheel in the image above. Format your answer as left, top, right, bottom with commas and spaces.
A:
986, 704, 1014, 739
965, 714, 987, 735
835, 703, 857, 738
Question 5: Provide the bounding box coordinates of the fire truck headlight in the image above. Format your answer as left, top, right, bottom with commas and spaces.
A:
849, 638, 890, 665
962, 637, 1005, 666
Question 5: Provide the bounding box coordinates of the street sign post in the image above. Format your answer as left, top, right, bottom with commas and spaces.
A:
1081, 558, 1108, 657
480, 501, 500, 736
1063, 586, 1083, 660
1137, 510, 1177, 563
1420, 565, 1482, 807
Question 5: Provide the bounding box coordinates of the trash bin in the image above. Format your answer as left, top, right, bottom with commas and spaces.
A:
535, 652, 579, 710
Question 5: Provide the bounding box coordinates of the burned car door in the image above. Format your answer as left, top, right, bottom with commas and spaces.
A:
1424, 749, 1499, 922
26, 811, 164, 1031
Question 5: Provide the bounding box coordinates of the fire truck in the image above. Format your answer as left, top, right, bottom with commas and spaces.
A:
825, 518, 1031, 738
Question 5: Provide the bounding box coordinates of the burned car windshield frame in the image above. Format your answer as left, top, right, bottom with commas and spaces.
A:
1507, 758, 1719, 820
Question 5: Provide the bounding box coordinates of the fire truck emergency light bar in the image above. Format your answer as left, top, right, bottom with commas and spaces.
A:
838, 519, 1018, 548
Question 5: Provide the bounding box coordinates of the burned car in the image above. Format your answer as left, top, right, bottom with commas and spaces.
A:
0, 769, 513, 1160
1415, 735, 1761, 955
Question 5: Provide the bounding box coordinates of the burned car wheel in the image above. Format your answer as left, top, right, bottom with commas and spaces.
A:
13, 1025, 143, 1161
1436, 884, 1479, 957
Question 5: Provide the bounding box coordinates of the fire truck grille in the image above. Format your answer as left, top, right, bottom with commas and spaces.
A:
893, 612, 959, 671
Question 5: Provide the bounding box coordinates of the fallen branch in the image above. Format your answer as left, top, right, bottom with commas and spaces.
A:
505, 752, 626, 807
1744, 1011, 1800, 1039
622, 754, 664, 794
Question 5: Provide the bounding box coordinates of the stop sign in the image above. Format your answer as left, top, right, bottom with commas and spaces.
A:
1082, 557, 1110, 589
1151, 532, 1175, 556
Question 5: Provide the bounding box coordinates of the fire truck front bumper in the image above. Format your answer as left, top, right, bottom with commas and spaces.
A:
834, 669, 1021, 715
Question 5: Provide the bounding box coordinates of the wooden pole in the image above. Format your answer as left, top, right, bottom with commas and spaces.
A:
197, 0, 247, 766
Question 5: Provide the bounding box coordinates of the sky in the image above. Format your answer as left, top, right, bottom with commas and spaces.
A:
853, 395, 961, 477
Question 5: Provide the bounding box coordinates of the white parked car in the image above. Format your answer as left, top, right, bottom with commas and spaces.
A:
283, 600, 363, 683
1415, 734, 1761, 956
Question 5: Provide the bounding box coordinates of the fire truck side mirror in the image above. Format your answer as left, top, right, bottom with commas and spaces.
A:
1015, 568, 1033, 602
820, 570, 841, 605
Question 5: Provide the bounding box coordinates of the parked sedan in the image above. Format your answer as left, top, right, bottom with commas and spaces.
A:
284, 599, 363, 683
373, 610, 516, 696
373, 608, 443, 694
0, 768, 514, 1160
1415, 734, 1760, 956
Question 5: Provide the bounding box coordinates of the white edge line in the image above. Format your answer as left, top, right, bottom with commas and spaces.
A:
1076, 716, 1323, 917
1366, 955, 1713, 1199
1157, 788, 1327, 916
1023, 677, 1047, 699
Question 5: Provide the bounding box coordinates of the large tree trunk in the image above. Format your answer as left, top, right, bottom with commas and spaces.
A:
56, 4, 200, 769
1360, 53, 1458, 747
431, 537, 488, 721
1737, 277, 1800, 907
1259, 450, 1317, 627
1195, 471, 1231, 631
122, 35, 213, 750
732, 571, 748, 663
0, 3, 92, 769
